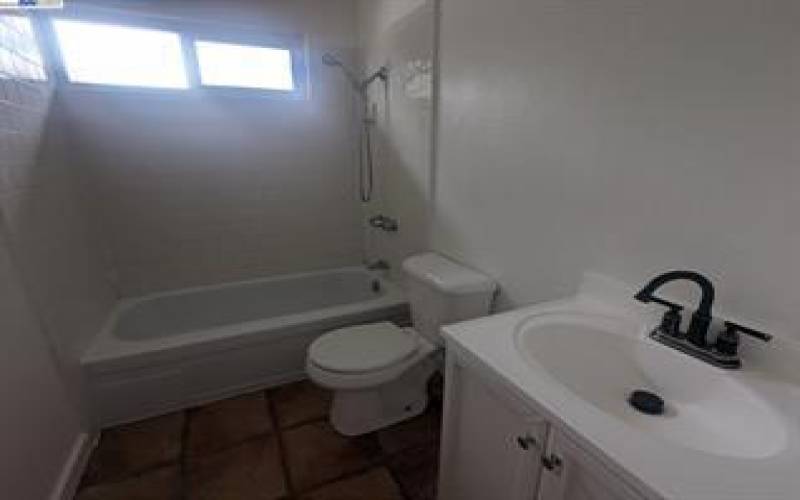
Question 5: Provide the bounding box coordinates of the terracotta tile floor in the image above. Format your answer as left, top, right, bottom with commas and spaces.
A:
75, 380, 440, 500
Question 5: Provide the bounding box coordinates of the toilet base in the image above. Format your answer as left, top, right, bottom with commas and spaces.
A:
329, 357, 438, 436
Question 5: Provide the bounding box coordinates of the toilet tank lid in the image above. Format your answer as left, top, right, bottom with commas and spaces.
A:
402, 253, 496, 294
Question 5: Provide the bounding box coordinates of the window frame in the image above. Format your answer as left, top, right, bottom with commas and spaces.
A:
49, 18, 190, 90
185, 28, 307, 99
39, 9, 308, 99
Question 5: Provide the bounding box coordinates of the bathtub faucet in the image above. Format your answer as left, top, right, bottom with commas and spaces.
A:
368, 214, 399, 232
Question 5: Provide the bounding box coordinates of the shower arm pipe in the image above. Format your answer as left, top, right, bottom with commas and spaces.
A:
321, 52, 388, 93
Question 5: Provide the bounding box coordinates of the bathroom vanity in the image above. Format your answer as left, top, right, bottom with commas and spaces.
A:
438, 342, 649, 500
438, 275, 800, 500
438, 354, 646, 500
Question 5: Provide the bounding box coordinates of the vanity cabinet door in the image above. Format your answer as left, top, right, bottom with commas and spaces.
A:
537, 430, 647, 500
439, 360, 548, 500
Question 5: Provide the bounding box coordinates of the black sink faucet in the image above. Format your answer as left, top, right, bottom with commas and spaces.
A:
635, 270, 772, 369
635, 270, 715, 347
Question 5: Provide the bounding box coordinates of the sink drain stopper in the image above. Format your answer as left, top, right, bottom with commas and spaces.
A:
628, 390, 665, 415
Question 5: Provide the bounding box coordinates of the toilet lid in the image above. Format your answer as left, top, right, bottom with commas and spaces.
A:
309, 322, 419, 373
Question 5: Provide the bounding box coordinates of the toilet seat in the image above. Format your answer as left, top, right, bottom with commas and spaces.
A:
309, 322, 419, 373
307, 329, 436, 392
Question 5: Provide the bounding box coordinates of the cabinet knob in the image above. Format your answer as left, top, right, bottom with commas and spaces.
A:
542, 454, 563, 475
516, 435, 539, 450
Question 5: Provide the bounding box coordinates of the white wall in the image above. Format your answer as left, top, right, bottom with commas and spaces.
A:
434, 0, 800, 339
0, 14, 87, 499
7, 99, 116, 420
57, 0, 363, 296
0, 220, 85, 500
357, 0, 437, 277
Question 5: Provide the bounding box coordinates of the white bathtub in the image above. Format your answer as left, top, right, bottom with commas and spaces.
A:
82, 267, 407, 427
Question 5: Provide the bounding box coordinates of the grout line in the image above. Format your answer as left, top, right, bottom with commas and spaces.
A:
276, 415, 328, 432
181, 431, 274, 460
77, 460, 183, 490
266, 389, 298, 498
299, 464, 392, 496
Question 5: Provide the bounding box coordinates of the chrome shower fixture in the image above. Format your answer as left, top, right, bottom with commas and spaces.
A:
322, 52, 389, 203
322, 52, 388, 93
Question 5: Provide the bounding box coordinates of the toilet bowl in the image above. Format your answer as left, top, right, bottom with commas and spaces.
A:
306, 252, 496, 436
307, 322, 439, 436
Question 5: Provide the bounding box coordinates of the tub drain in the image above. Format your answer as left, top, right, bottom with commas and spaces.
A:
628, 390, 665, 416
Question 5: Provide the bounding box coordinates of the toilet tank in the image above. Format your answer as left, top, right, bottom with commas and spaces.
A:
402, 253, 496, 346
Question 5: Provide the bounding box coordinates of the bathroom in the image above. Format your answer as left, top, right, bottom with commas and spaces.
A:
1, 0, 798, 499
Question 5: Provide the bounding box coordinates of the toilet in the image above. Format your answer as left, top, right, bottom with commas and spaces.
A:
306, 252, 496, 436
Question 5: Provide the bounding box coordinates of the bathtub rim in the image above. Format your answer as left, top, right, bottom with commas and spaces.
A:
82, 266, 406, 374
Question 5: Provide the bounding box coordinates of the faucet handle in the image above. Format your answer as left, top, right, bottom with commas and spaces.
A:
715, 321, 772, 358
368, 214, 399, 232
723, 321, 773, 342
714, 326, 740, 356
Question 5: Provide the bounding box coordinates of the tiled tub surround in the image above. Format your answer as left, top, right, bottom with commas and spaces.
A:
82, 267, 408, 427
75, 380, 440, 500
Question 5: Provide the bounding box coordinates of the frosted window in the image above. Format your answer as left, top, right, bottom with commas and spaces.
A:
195, 40, 294, 91
52, 19, 188, 89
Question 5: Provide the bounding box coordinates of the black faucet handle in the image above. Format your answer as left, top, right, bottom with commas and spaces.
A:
723, 321, 773, 343
714, 326, 739, 356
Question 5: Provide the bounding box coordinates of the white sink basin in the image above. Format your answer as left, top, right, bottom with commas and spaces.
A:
515, 311, 788, 459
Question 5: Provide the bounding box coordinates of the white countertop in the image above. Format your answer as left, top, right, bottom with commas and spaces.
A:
442, 276, 800, 500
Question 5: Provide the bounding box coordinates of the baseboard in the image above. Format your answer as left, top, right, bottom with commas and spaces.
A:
49, 431, 97, 500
